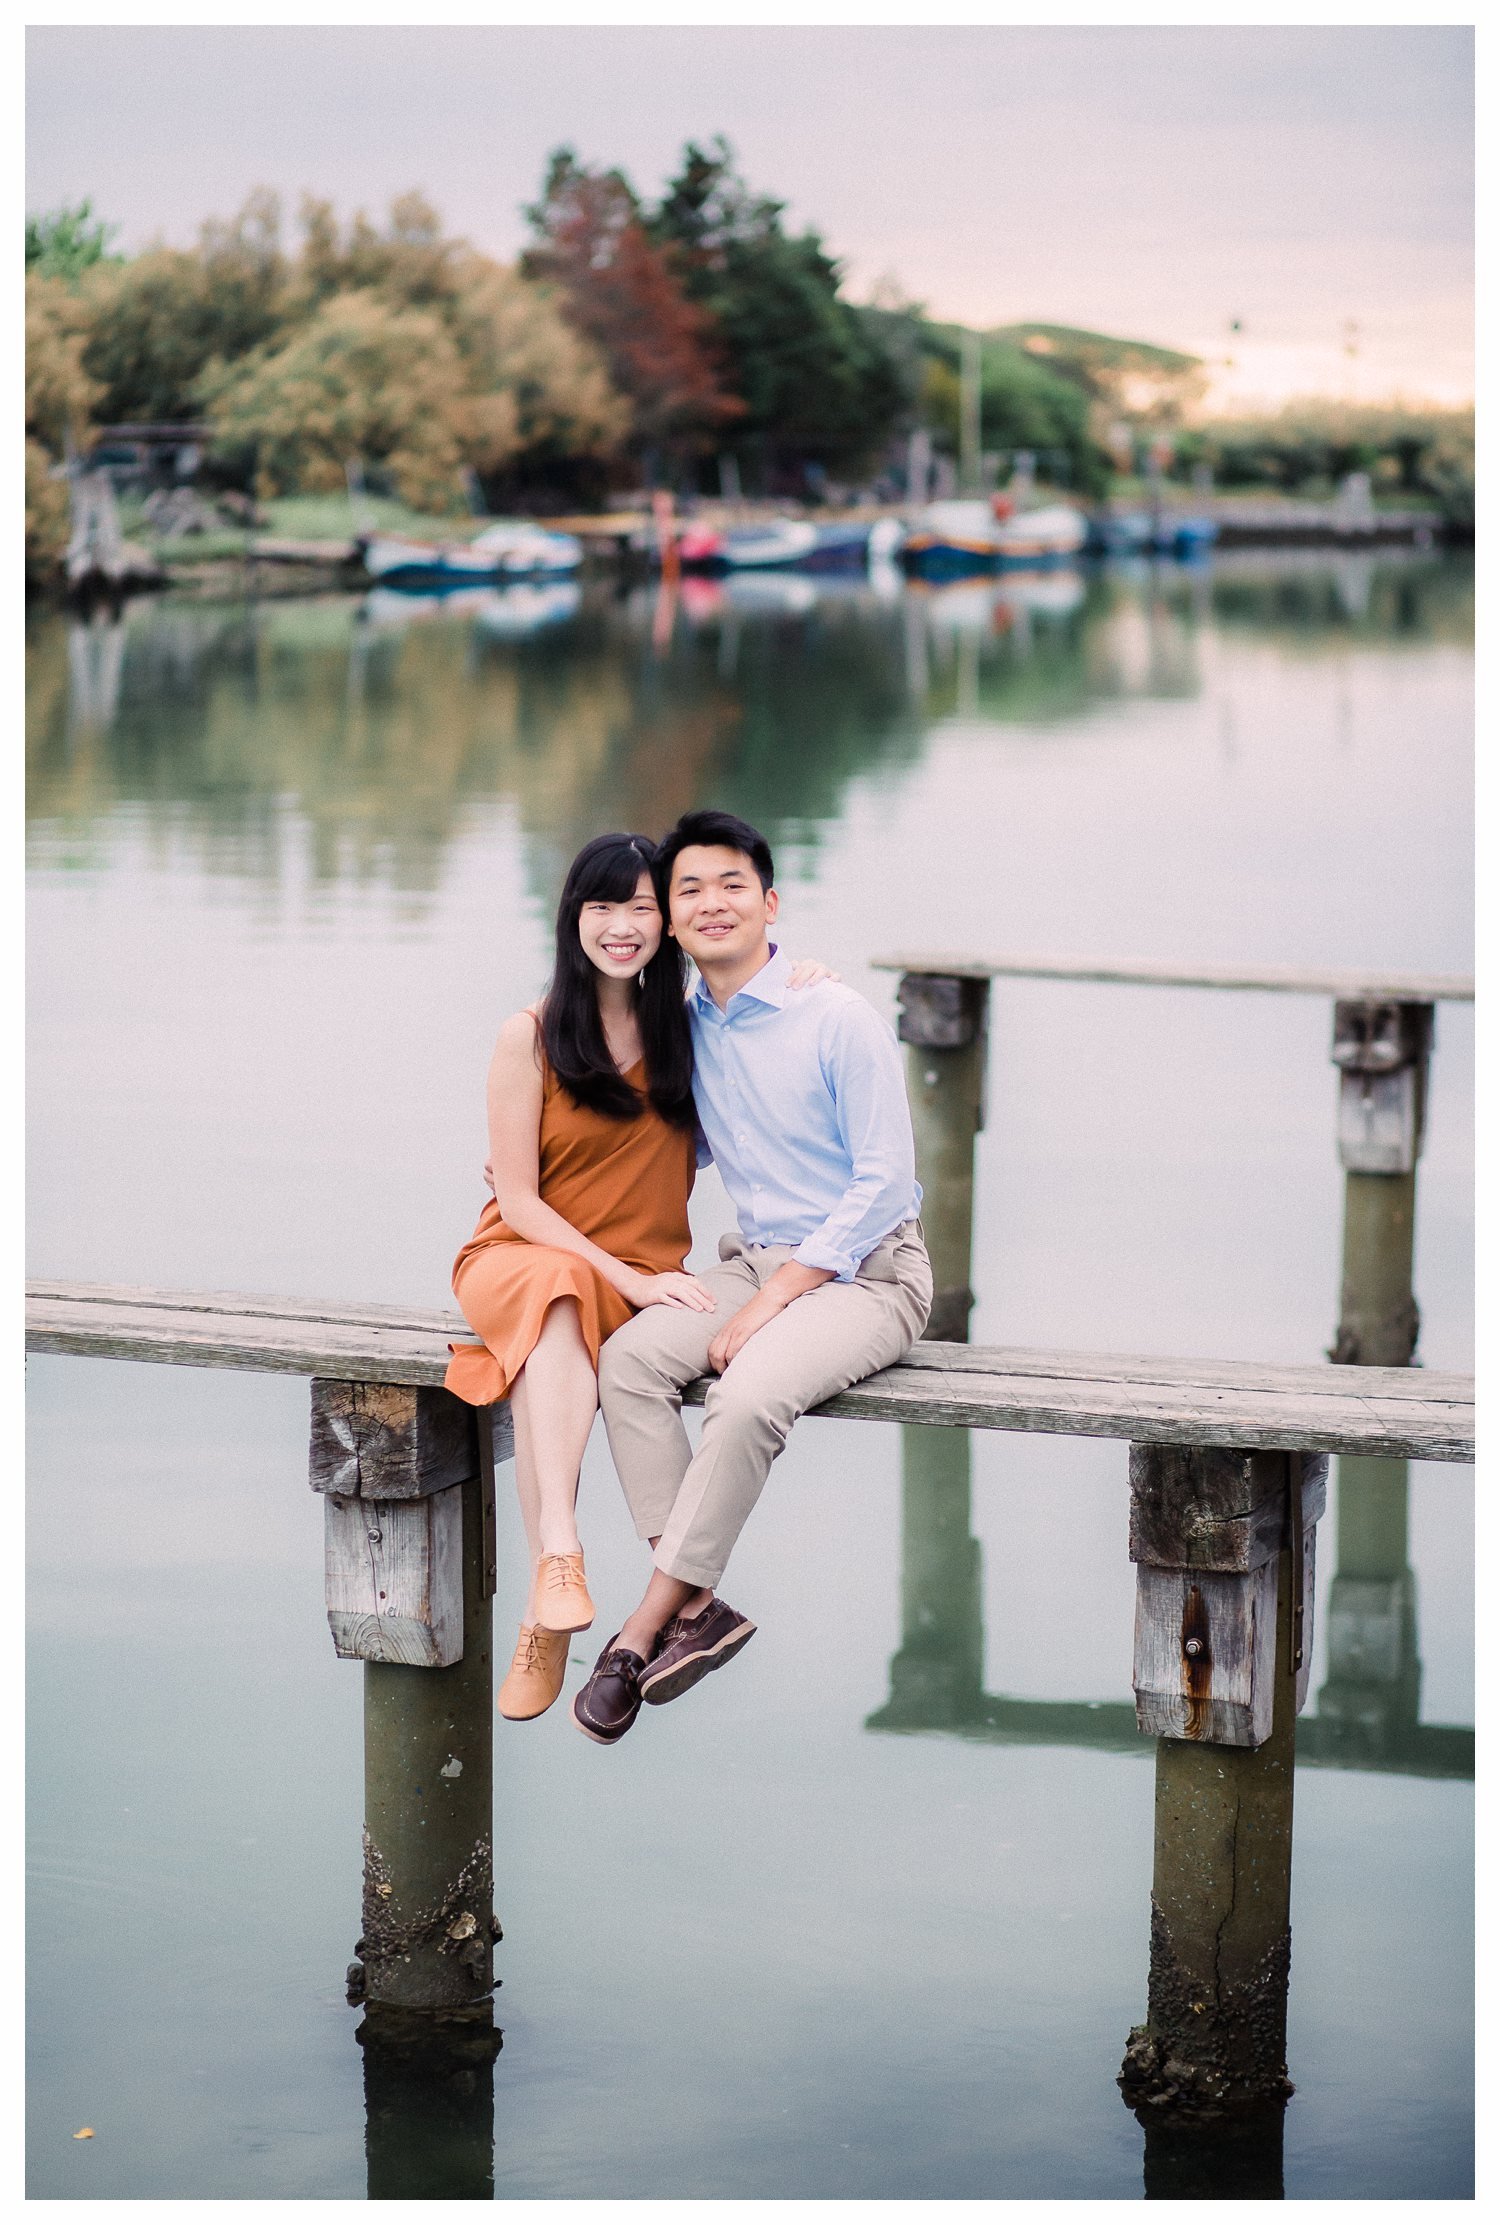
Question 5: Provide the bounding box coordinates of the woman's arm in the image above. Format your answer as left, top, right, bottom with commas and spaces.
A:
486, 1013, 712, 1311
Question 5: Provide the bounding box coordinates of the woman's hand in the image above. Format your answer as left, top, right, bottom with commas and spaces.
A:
627, 1269, 718, 1313
787, 958, 841, 989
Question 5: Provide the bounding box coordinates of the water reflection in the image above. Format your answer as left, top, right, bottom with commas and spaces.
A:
26, 554, 1472, 909
357, 2002, 501, 2201
864, 1434, 1471, 1778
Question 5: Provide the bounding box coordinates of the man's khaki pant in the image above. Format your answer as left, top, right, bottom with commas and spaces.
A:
597, 1222, 932, 1590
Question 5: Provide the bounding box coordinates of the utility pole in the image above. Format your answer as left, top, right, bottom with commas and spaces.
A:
959, 332, 982, 497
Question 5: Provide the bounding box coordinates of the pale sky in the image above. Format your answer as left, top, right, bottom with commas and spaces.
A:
26, 24, 1474, 409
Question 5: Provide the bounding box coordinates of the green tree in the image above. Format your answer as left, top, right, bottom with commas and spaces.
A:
650, 138, 905, 486
25, 199, 120, 281
26, 271, 106, 583
919, 327, 1104, 492
79, 189, 288, 423
200, 289, 473, 509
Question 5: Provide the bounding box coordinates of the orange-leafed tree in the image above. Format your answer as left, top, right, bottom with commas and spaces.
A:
523, 150, 742, 461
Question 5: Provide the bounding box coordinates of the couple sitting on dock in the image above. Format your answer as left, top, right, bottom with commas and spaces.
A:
446, 809, 932, 1743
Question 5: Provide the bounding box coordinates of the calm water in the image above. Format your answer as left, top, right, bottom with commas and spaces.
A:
27, 554, 1473, 2199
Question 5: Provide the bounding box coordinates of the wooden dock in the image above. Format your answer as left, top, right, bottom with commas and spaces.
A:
871, 951, 1474, 1001
25, 1280, 1472, 1463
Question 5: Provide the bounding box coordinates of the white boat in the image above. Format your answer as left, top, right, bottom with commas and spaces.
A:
361, 521, 582, 588
901, 500, 1088, 574
468, 520, 583, 576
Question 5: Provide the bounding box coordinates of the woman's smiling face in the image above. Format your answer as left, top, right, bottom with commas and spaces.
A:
577, 870, 664, 979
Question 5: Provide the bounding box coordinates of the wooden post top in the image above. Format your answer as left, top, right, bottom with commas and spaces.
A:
25, 1281, 1474, 1464
870, 953, 1474, 1002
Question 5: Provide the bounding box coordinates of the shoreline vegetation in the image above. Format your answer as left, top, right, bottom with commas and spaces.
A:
27, 148, 1475, 593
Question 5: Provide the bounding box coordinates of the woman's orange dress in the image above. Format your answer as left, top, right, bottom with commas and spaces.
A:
444, 1046, 696, 1408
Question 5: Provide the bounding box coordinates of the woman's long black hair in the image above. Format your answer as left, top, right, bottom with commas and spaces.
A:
539, 833, 694, 1127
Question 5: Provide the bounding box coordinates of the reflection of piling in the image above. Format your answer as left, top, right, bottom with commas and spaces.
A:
869, 1425, 983, 1729
1317, 1457, 1420, 1760
1137, 2105, 1287, 2200
358, 1999, 501, 2200
896, 972, 988, 1342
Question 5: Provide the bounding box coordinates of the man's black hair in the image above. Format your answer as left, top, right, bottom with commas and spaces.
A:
655, 809, 775, 895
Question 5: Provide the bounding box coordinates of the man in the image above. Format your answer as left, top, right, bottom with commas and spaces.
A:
573, 809, 932, 1744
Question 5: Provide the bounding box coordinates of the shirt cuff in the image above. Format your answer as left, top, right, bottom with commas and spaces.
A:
791, 1235, 856, 1283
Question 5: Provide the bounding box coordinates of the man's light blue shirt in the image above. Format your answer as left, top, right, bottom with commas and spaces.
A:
688, 944, 921, 1282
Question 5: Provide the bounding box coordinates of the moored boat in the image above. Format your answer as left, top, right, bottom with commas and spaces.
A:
360, 520, 582, 588
900, 499, 1087, 576
677, 517, 876, 574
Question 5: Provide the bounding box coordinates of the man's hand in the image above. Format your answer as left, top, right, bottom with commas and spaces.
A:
707, 1260, 834, 1373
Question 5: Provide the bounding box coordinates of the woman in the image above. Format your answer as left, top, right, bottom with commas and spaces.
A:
445, 831, 826, 1723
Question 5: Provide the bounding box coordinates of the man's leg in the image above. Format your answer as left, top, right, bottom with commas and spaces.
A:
596, 1254, 758, 1543
576, 1257, 758, 1743
655, 1266, 925, 1593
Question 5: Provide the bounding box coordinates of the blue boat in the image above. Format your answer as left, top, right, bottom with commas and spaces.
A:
1085, 512, 1218, 559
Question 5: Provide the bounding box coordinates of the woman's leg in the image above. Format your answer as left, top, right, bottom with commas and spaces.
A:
509, 1297, 599, 1619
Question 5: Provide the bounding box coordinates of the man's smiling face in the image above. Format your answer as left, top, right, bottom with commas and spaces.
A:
668, 843, 779, 974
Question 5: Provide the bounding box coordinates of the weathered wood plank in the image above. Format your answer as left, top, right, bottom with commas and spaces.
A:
870, 953, 1474, 1002
324, 1484, 464, 1665
309, 1379, 480, 1501
25, 1283, 1474, 1462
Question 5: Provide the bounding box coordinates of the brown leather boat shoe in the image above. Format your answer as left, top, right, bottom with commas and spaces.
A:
638, 1597, 756, 1706
571, 1637, 649, 1745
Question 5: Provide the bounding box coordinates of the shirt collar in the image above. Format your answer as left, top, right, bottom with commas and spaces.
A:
690, 941, 787, 1016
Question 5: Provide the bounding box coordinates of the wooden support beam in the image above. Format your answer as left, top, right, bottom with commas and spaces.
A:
1329, 1002, 1432, 1365
323, 1487, 465, 1668
353, 1474, 497, 2016
1119, 1542, 1300, 2120
311, 1379, 491, 1667
1332, 999, 1432, 1176
896, 971, 988, 1342
310, 1380, 482, 1500
1129, 1448, 1326, 1747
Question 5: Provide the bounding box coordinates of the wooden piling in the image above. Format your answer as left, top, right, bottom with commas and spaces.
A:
895, 972, 989, 1341
1129, 1447, 1325, 1746
1119, 1542, 1299, 2119
1330, 1000, 1431, 1365
357, 1471, 497, 2012
311, 1384, 505, 2016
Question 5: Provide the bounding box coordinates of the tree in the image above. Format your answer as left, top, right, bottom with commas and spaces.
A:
26, 199, 120, 282
200, 290, 474, 509
449, 260, 628, 473
79, 189, 289, 423
524, 149, 742, 459
650, 139, 905, 485
919, 328, 1104, 492
25, 272, 104, 581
